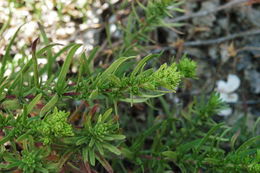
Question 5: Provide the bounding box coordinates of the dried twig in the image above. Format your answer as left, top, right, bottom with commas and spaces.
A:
183, 29, 260, 46
148, 29, 260, 49
170, 0, 248, 23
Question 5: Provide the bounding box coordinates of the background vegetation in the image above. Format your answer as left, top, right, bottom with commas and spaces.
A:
0, 0, 259, 172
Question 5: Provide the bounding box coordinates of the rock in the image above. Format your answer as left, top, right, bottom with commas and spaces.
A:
192, 0, 219, 27
236, 53, 253, 71
245, 69, 260, 94
244, 6, 260, 27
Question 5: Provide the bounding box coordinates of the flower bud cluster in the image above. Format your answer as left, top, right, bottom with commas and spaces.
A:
31, 108, 74, 144
147, 0, 172, 22
45, 108, 74, 137
150, 63, 181, 91
92, 123, 110, 139
21, 151, 38, 170
177, 58, 197, 78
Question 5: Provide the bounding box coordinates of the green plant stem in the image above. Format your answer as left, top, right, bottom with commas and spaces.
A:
114, 100, 118, 116
58, 151, 74, 169
32, 41, 40, 89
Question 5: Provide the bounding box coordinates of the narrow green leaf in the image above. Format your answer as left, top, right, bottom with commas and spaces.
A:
230, 130, 240, 151
236, 135, 260, 153
108, 134, 126, 140
89, 138, 95, 148
27, 93, 42, 113
31, 37, 40, 89
9, 59, 33, 90
82, 147, 89, 163
38, 22, 54, 78
0, 10, 11, 38
56, 44, 82, 92
95, 142, 104, 155
102, 136, 114, 141
76, 137, 87, 146
0, 77, 7, 100
52, 43, 76, 63
177, 139, 201, 153
195, 123, 224, 153
17, 73, 24, 97
0, 164, 7, 169
89, 149, 96, 166
76, 52, 85, 89
96, 154, 114, 173
131, 1, 142, 23
0, 24, 24, 78
216, 127, 231, 148
162, 151, 178, 160
120, 97, 148, 103
2, 99, 20, 110
36, 43, 63, 57
43, 75, 55, 88
120, 147, 134, 160
108, 74, 121, 86
0, 132, 13, 145
131, 122, 162, 151
140, 93, 164, 98
101, 108, 113, 122
86, 47, 99, 67
105, 24, 113, 49
97, 56, 135, 82
16, 131, 32, 142
4, 162, 21, 169
37, 167, 49, 173
253, 117, 260, 136
131, 54, 159, 78
3, 153, 17, 163
103, 143, 121, 155
173, 7, 186, 13
38, 22, 49, 45
47, 43, 76, 77
89, 89, 99, 99
40, 94, 59, 117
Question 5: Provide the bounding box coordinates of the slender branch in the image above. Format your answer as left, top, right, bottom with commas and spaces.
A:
183, 29, 260, 46
170, 0, 248, 23
147, 29, 260, 49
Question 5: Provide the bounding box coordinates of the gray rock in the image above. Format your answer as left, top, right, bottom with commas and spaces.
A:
192, 0, 219, 27
245, 69, 260, 94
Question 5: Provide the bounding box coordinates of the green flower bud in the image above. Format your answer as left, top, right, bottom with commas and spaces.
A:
177, 57, 197, 78
45, 108, 74, 138
151, 63, 181, 90
21, 151, 37, 168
